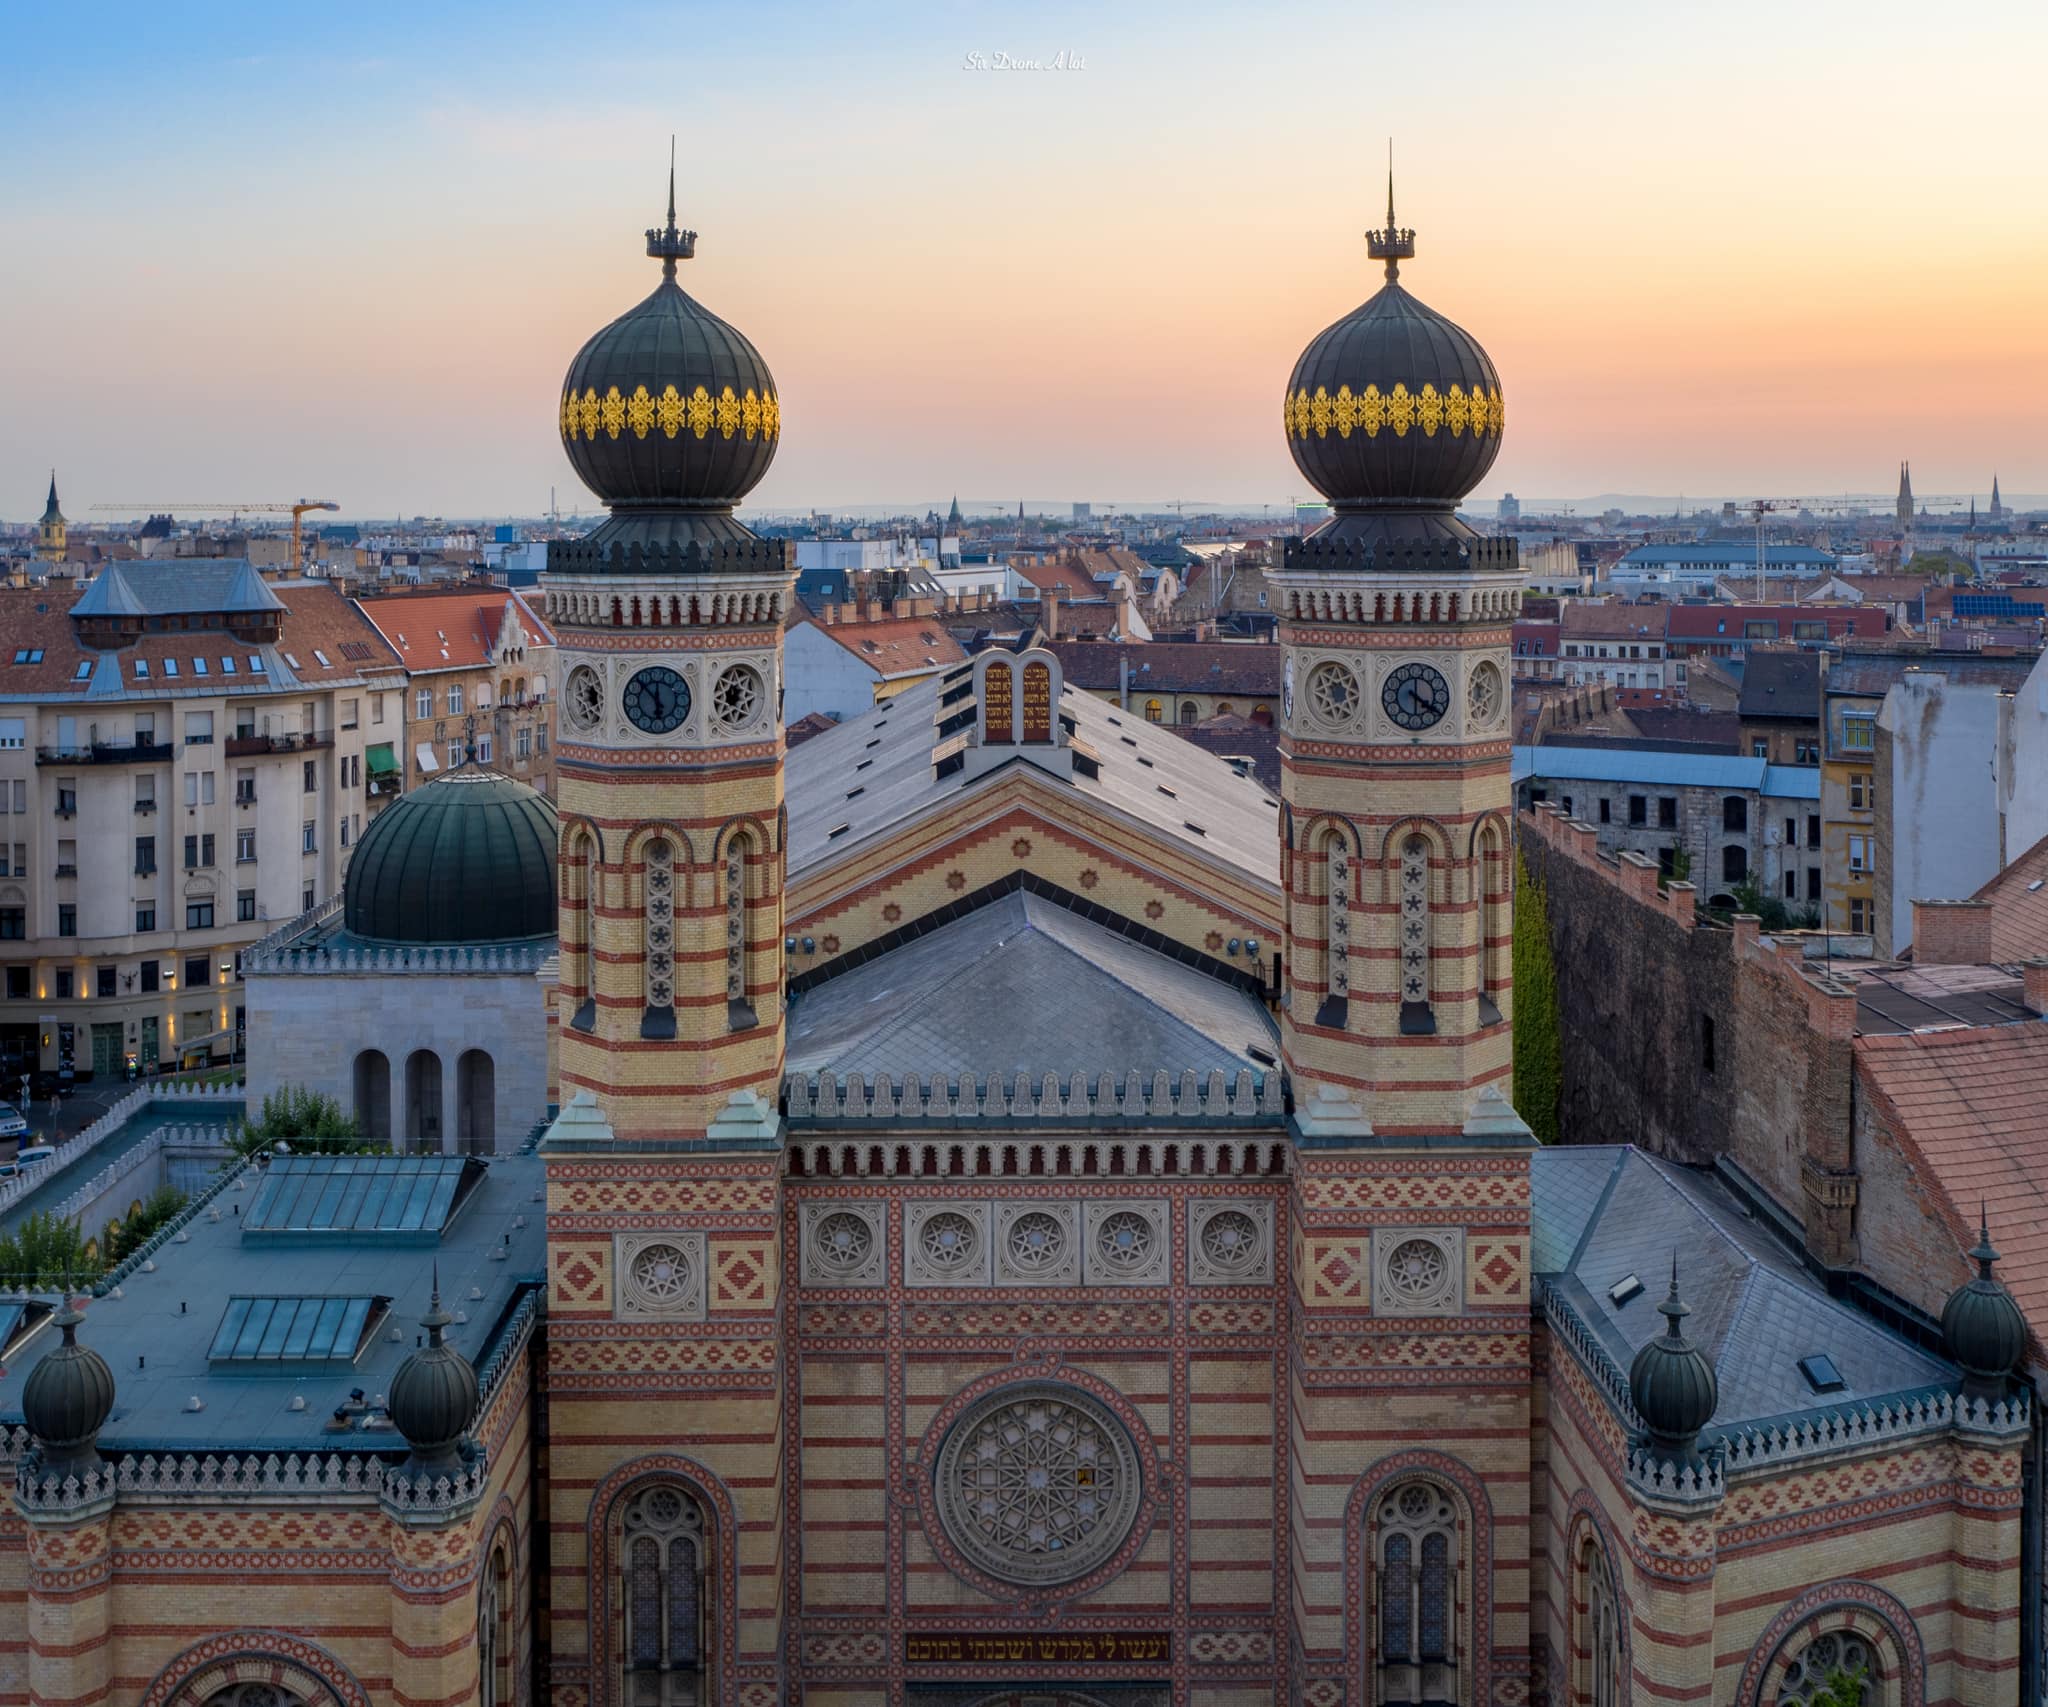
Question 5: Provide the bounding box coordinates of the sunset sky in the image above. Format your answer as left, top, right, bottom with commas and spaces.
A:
5, 0, 2044, 523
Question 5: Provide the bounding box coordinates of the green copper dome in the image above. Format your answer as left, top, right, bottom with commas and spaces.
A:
1941, 1213, 2026, 1401
344, 769, 557, 946
1628, 1262, 1718, 1461
22, 1301, 115, 1476
388, 1284, 480, 1474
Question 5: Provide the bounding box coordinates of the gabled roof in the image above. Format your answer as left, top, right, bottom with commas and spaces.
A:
786, 890, 1275, 1081
354, 589, 555, 672
1559, 603, 1666, 641
1856, 1022, 2048, 1346
795, 613, 968, 679
1535, 1147, 1953, 1432
1824, 649, 2041, 699
1970, 831, 2048, 966
784, 672, 1280, 888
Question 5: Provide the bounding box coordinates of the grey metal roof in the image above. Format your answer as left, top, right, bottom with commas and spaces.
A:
785, 891, 1277, 1081
71, 559, 286, 618
1534, 1147, 1953, 1431
0, 1146, 547, 1454
785, 674, 1281, 890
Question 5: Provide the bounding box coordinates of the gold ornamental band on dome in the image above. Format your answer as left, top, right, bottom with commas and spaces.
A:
559, 383, 782, 445
1284, 381, 1503, 441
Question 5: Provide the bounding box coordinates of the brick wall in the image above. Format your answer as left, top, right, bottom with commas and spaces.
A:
1911, 899, 1994, 966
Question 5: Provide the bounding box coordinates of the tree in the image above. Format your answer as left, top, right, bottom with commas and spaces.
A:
0, 1210, 100, 1289
1512, 847, 1562, 1145
228, 1085, 374, 1164
100, 1185, 188, 1268
1807, 1665, 1869, 1707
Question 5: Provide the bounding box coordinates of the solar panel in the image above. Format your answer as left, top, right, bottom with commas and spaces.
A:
207, 1295, 388, 1365
242, 1155, 485, 1245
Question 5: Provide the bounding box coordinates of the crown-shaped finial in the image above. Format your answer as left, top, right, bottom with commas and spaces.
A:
645, 137, 698, 277
1366, 142, 1416, 282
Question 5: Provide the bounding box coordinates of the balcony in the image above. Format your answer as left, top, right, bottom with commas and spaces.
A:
53, 865, 77, 880
225, 731, 334, 758
35, 741, 175, 766
134, 799, 156, 814
235, 789, 258, 806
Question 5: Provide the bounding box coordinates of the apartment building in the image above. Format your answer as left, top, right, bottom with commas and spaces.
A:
0, 562, 404, 1078
1557, 601, 1669, 689
353, 588, 557, 797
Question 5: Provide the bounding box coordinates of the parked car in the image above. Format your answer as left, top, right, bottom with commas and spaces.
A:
0, 1146, 54, 1178
0, 1102, 27, 1140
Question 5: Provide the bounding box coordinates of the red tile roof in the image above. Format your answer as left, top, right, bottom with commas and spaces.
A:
1015, 558, 1101, 600
354, 589, 554, 674
1971, 832, 2048, 964
801, 614, 968, 678
1046, 640, 1280, 696
1560, 603, 1667, 641
1512, 620, 1560, 658
1857, 1021, 2048, 1344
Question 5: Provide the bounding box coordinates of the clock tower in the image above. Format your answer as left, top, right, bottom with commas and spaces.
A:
540, 169, 797, 1141
1273, 179, 1523, 1139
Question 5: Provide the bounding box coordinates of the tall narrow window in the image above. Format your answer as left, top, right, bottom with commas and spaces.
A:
726, 836, 755, 1030
642, 839, 675, 1039
622, 1484, 709, 1707
1477, 826, 1505, 1024
1399, 837, 1435, 1035
1375, 1481, 1459, 1705
1316, 831, 1350, 1028
1584, 1540, 1623, 1707
567, 829, 596, 1033
478, 1542, 505, 1707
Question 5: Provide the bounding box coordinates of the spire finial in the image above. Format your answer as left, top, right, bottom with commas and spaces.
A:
1366, 140, 1416, 283
1972, 1202, 2000, 1278
645, 139, 697, 278
1658, 1252, 1692, 1339
422, 1262, 452, 1342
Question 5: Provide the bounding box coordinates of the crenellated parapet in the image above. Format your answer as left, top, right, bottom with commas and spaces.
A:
783, 1065, 1284, 1127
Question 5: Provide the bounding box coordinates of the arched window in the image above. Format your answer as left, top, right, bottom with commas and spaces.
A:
565, 827, 597, 1033
478, 1539, 507, 1707
1723, 795, 1748, 833
643, 838, 676, 1039
456, 1049, 495, 1153
1582, 1538, 1623, 1707
1722, 844, 1748, 884
404, 1049, 442, 1147
353, 1049, 390, 1141
1775, 1632, 1880, 1705
1399, 836, 1435, 1034
1178, 701, 1198, 726
623, 1483, 710, 1706
1316, 829, 1350, 1028
726, 835, 755, 1030
202, 1689, 311, 1707
1375, 1480, 1458, 1703
1144, 698, 1163, 723
1476, 824, 1506, 1022
1215, 700, 1235, 717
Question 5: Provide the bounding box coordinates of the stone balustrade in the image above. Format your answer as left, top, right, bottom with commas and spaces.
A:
784, 1066, 1282, 1128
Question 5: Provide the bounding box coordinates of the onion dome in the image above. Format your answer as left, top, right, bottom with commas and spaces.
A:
344, 766, 557, 946
1628, 1259, 1718, 1461
388, 1276, 479, 1474
22, 1299, 116, 1477
1284, 176, 1504, 543
1942, 1209, 2027, 1402
555, 160, 781, 559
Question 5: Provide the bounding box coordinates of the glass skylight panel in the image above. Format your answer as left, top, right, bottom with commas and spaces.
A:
241, 1154, 482, 1243
207, 1295, 385, 1364
220, 656, 236, 674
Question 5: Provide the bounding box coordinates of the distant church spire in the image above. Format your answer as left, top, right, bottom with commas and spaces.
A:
40, 471, 61, 524
1896, 461, 1914, 533
1990, 474, 2004, 521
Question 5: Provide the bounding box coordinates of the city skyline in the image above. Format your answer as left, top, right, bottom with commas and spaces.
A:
5, 0, 2044, 522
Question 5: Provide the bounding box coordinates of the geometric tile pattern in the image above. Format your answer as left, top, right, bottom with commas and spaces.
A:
1465, 1237, 1526, 1304
1298, 1235, 1368, 1306
711, 1239, 776, 1311
551, 1242, 612, 1312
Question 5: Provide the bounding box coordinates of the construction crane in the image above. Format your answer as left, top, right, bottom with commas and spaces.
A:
90, 500, 340, 569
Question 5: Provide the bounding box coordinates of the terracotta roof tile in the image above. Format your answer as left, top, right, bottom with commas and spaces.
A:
1046, 640, 1279, 697
1971, 831, 2048, 963
354, 589, 555, 675
801, 614, 968, 678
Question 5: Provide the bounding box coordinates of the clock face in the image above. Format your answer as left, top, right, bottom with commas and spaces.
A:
1382, 661, 1450, 731
622, 666, 691, 735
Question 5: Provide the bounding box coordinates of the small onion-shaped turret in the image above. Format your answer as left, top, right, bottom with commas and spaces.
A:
1628, 1259, 1718, 1464
22, 1298, 116, 1478
388, 1280, 479, 1476
1942, 1209, 2027, 1403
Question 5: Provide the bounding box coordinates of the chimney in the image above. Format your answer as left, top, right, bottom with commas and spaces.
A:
2025, 960, 2048, 1018
1044, 586, 1060, 640
1910, 899, 1993, 966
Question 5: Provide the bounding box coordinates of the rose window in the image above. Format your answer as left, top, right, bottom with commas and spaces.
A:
1468, 661, 1502, 729
1094, 1211, 1155, 1273
933, 1384, 1144, 1586
1387, 1238, 1448, 1301
713, 665, 762, 729
1776, 1633, 1878, 1706
1199, 1209, 1262, 1276
1307, 660, 1361, 727
565, 665, 604, 732
813, 1212, 874, 1276
920, 1211, 981, 1276
628, 1243, 692, 1311
1007, 1211, 1066, 1273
